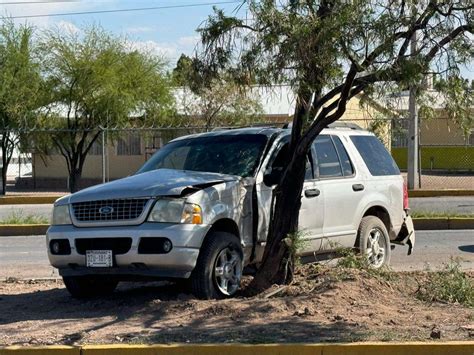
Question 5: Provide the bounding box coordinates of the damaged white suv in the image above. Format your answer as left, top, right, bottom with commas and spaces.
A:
47, 125, 415, 299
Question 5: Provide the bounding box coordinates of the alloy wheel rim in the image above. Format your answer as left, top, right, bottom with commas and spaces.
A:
213, 247, 242, 296
366, 227, 386, 268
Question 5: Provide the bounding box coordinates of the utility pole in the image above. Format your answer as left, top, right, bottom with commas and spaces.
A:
407, 28, 419, 190
99, 126, 106, 184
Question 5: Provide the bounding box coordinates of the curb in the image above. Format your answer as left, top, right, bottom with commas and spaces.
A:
413, 217, 474, 230
0, 224, 49, 236
1, 343, 474, 355
0, 195, 64, 205
408, 190, 474, 197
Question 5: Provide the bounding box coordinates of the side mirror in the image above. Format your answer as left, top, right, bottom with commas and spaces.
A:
263, 168, 282, 186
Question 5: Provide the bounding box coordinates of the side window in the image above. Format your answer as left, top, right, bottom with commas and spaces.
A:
271, 142, 313, 181
332, 136, 354, 176
313, 135, 343, 178
350, 135, 400, 176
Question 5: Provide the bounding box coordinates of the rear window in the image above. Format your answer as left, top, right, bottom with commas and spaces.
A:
350, 135, 400, 176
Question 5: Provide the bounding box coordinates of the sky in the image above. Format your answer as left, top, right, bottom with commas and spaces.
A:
2, 0, 473, 79
2, 0, 246, 67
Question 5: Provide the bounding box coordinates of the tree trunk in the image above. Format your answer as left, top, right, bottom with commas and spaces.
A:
248, 150, 307, 293
1, 157, 7, 195
68, 167, 82, 193
1, 137, 13, 195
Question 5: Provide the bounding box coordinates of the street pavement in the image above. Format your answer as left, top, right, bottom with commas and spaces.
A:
0, 196, 473, 222
0, 230, 472, 279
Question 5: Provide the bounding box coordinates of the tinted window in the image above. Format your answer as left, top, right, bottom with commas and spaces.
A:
314, 135, 343, 178
332, 136, 354, 176
138, 134, 268, 178
350, 135, 400, 176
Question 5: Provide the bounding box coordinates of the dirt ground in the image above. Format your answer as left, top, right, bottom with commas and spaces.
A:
0, 266, 472, 346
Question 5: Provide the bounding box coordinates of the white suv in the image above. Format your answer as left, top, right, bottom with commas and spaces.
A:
47, 125, 415, 299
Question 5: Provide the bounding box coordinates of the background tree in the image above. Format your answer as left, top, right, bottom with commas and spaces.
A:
0, 20, 41, 194
198, 0, 473, 291
173, 54, 263, 130
38, 25, 174, 192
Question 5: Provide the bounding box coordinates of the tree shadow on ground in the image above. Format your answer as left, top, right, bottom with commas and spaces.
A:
0, 281, 368, 344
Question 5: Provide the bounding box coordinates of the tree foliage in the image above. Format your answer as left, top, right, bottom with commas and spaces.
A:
197, 0, 473, 291
38, 25, 174, 192
0, 20, 41, 194
173, 54, 263, 130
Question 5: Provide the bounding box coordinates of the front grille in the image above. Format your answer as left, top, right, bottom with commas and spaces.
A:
75, 238, 132, 255
72, 199, 149, 223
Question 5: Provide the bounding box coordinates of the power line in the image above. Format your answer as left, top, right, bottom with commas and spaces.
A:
6, 1, 243, 19
0, 0, 77, 4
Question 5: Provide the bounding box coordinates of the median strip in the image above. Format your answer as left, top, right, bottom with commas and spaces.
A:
0, 195, 64, 205
1, 342, 474, 355
0, 224, 49, 236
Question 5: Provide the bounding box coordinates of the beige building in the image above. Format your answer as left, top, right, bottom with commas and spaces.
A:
27, 87, 388, 190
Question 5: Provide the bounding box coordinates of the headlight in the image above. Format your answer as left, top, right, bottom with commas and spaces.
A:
148, 199, 202, 224
51, 205, 72, 225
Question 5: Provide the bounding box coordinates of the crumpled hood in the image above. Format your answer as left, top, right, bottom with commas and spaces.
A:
58, 169, 239, 205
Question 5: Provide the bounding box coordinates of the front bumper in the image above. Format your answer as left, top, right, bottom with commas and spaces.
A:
47, 223, 211, 279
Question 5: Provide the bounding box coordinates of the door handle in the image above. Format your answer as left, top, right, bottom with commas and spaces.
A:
352, 184, 365, 192
304, 188, 320, 198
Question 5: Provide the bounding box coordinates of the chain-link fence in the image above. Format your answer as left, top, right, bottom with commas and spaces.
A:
1, 118, 473, 193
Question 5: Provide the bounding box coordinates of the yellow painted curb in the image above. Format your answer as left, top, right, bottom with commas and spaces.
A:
0, 224, 49, 236
0, 346, 79, 354
409, 190, 474, 197
0, 195, 65, 205
323, 342, 474, 355
82, 344, 324, 355
2, 343, 473, 355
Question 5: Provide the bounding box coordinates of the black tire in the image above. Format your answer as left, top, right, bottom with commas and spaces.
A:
191, 232, 243, 299
356, 216, 391, 268
62, 276, 118, 299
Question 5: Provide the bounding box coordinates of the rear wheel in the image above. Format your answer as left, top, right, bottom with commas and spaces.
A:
63, 276, 118, 299
191, 232, 243, 299
357, 216, 391, 268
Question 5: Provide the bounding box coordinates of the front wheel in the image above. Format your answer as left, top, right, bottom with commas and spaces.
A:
191, 232, 243, 299
63, 276, 118, 299
357, 216, 391, 268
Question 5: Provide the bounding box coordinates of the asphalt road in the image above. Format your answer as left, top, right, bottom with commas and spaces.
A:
0, 230, 472, 279
409, 196, 474, 215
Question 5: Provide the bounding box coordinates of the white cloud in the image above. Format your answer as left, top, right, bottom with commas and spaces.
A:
126, 35, 200, 64
126, 39, 177, 59
56, 20, 81, 35
177, 35, 200, 49
126, 26, 154, 34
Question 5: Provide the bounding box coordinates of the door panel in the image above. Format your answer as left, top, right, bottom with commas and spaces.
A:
298, 180, 324, 253
312, 135, 364, 250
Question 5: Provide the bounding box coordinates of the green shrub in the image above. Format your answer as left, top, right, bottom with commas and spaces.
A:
0, 210, 49, 225
417, 259, 473, 307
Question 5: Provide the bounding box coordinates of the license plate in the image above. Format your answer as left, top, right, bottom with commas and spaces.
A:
86, 250, 113, 268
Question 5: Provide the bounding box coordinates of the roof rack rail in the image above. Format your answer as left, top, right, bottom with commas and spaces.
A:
211, 123, 278, 132
327, 122, 363, 130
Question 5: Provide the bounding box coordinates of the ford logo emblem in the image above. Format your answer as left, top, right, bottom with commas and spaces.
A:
99, 206, 114, 215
